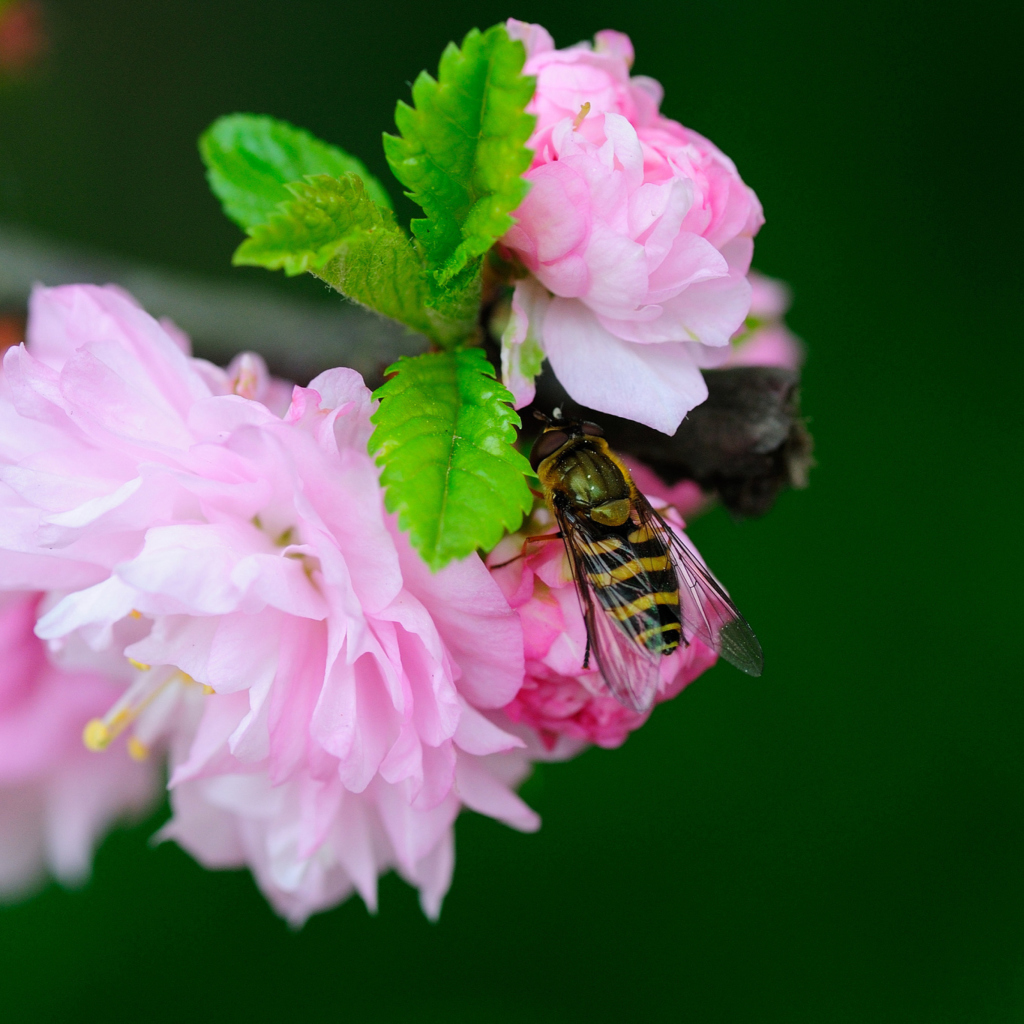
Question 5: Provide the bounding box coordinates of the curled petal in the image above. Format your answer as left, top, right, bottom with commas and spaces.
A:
506, 18, 555, 58
501, 278, 550, 409
542, 299, 708, 434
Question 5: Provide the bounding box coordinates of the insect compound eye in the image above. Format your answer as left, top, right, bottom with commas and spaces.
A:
529, 429, 569, 470
581, 421, 605, 437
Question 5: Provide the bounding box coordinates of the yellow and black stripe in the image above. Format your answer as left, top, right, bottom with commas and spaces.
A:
578, 519, 682, 655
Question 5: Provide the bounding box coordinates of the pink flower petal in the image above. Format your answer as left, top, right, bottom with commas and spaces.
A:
455, 755, 540, 832
543, 299, 708, 433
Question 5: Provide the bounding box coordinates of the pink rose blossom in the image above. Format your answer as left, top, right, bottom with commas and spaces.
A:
0, 284, 538, 923
0, 591, 158, 897
488, 503, 718, 751
501, 21, 763, 434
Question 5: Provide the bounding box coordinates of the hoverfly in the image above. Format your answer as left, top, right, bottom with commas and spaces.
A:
529, 412, 763, 713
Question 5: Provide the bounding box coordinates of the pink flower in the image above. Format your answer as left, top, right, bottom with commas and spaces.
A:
0, 283, 538, 923
488, 502, 718, 751
501, 21, 763, 434
725, 271, 805, 370
0, 591, 158, 897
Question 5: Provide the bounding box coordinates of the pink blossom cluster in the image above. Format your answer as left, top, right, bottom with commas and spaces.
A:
0, 282, 727, 921
501, 20, 764, 434
0, 21, 792, 923
0, 285, 547, 920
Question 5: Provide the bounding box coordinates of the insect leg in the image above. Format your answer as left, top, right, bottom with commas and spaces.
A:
489, 532, 563, 569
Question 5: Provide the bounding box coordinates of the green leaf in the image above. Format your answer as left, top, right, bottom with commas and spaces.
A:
234, 173, 478, 346
200, 114, 392, 230
369, 348, 533, 570
383, 24, 535, 287
316, 228, 436, 342
422, 263, 482, 345
234, 172, 396, 274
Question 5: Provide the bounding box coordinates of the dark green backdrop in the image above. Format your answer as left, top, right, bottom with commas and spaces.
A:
0, 1, 1020, 1020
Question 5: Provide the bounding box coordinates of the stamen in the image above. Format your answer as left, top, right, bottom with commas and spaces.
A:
83, 667, 187, 753
233, 362, 259, 399
573, 102, 591, 130
127, 658, 150, 671
82, 719, 112, 752
129, 609, 142, 620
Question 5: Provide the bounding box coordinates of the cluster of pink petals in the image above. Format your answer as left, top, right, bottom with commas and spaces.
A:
0, 284, 540, 922
501, 20, 763, 434
725, 271, 804, 370
0, 590, 158, 897
488, 508, 717, 751
0, 280, 734, 921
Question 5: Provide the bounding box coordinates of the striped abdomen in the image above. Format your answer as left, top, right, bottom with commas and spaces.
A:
577, 522, 682, 655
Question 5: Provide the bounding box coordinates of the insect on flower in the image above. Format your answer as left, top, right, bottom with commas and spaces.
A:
526, 411, 764, 712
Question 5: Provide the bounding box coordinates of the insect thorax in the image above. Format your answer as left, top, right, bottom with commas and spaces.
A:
544, 437, 632, 524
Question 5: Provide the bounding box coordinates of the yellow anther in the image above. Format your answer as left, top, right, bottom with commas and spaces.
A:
573, 101, 591, 130
233, 370, 258, 399
202, 685, 215, 695
129, 609, 142, 620
83, 719, 111, 752
127, 737, 150, 762
127, 658, 151, 671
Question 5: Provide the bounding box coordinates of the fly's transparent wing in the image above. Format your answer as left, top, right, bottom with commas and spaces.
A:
635, 498, 764, 676
583, 590, 663, 712
556, 502, 663, 713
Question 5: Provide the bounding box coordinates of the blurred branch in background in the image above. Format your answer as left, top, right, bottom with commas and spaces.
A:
0, 222, 811, 518
0, 222, 427, 383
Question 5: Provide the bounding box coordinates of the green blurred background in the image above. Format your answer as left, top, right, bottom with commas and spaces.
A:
0, 1, 1020, 1020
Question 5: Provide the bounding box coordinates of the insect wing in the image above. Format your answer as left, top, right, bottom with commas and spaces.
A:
583, 588, 664, 713
636, 498, 764, 676
555, 502, 663, 713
